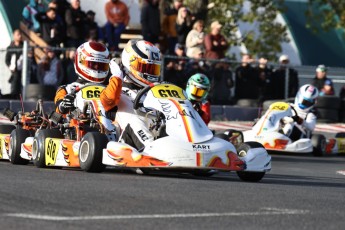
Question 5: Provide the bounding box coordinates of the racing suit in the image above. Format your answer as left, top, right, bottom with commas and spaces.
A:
282, 104, 317, 141
191, 100, 211, 125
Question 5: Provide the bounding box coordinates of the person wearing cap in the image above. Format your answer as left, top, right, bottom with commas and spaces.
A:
84, 10, 105, 42
312, 64, 334, 96
267, 54, 299, 100
204, 20, 228, 60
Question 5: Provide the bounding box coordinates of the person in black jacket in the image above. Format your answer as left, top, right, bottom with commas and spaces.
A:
35, 7, 65, 47
65, 0, 86, 48
140, 0, 161, 44
267, 54, 299, 100
4, 30, 23, 99
175, 6, 193, 46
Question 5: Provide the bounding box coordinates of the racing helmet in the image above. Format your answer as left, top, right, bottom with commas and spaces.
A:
186, 73, 210, 101
294, 84, 319, 111
121, 39, 162, 87
75, 41, 110, 83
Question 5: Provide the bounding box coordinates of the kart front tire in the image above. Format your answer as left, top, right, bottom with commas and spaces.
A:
236, 142, 266, 182
9, 129, 32, 165
79, 132, 107, 173
32, 129, 63, 168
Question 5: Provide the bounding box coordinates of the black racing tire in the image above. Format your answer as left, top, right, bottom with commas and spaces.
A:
32, 129, 63, 168
0, 124, 16, 134
79, 132, 108, 172
316, 96, 341, 109
236, 142, 265, 182
335, 132, 345, 138
236, 99, 258, 107
317, 109, 339, 122
192, 169, 217, 177
9, 129, 33, 165
311, 134, 326, 157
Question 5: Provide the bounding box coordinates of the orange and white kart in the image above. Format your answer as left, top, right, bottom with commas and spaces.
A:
98, 83, 270, 181
0, 100, 52, 164
240, 102, 328, 156
325, 133, 345, 155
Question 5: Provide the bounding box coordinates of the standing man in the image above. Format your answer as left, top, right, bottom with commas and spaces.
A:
268, 54, 299, 100
105, 0, 130, 51
140, 0, 161, 45
65, 0, 86, 48
5, 30, 23, 99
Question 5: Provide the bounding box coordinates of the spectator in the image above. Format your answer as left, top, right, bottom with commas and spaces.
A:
311, 64, 334, 96
164, 43, 187, 88
84, 10, 105, 42
340, 85, 345, 100
162, 0, 184, 54
209, 59, 233, 105
189, 0, 208, 22
35, 8, 65, 47
22, 0, 46, 32
140, 0, 161, 45
48, 0, 65, 25
185, 20, 205, 58
234, 54, 259, 100
65, 0, 86, 48
268, 54, 299, 99
61, 49, 78, 84
184, 47, 209, 84
37, 48, 64, 89
54, 0, 70, 18
204, 20, 228, 60
5, 30, 24, 99
255, 57, 272, 103
27, 47, 39, 84
175, 7, 193, 46
104, 0, 130, 51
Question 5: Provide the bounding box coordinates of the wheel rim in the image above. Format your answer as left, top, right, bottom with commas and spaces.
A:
9, 136, 13, 158
32, 139, 38, 160
79, 141, 90, 163
238, 150, 247, 157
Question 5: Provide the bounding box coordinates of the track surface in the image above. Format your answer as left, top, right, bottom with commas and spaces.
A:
0, 152, 345, 230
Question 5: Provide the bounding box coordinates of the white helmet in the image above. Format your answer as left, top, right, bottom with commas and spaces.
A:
75, 41, 110, 83
294, 84, 319, 111
121, 39, 161, 87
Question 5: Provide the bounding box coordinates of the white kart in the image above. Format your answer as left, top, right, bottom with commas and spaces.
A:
241, 102, 326, 156
78, 83, 272, 181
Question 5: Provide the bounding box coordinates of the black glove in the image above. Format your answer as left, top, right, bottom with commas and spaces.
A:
59, 94, 75, 113
292, 115, 303, 124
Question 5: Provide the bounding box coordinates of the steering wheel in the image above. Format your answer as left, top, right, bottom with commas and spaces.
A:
133, 83, 157, 110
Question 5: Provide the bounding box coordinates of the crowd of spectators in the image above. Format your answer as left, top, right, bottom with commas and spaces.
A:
3, 0, 344, 105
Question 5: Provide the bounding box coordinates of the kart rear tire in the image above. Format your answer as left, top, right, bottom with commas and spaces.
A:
79, 132, 107, 173
0, 124, 16, 133
236, 142, 265, 182
311, 134, 326, 157
32, 129, 63, 168
335, 132, 345, 138
215, 129, 244, 148
9, 129, 33, 165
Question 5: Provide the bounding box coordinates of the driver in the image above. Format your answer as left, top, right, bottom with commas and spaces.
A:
55, 41, 123, 116
185, 73, 211, 125
281, 84, 319, 140
100, 39, 162, 151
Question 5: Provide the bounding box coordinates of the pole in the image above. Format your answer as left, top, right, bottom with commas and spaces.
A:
285, 67, 289, 99
21, 40, 28, 100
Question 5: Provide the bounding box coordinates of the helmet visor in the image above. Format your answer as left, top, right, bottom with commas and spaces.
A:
80, 59, 109, 72
131, 58, 160, 76
190, 83, 207, 99
299, 98, 314, 109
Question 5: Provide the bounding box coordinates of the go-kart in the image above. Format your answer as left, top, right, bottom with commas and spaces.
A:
31, 83, 117, 169
238, 102, 327, 156
0, 100, 53, 164
325, 133, 345, 155
77, 83, 271, 181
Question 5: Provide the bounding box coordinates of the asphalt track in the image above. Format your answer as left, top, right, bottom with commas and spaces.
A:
0, 150, 345, 230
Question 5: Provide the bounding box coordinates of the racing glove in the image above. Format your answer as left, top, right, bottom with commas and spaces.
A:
292, 115, 304, 125
59, 94, 75, 114
109, 58, 123, 81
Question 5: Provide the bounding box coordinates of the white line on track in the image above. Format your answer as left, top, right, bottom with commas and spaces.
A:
3, 208, 309, 221
336, 170, 345, 175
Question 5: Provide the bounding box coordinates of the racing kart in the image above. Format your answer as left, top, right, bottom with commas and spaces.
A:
237, 102, 327, 156
83, 83, 270, 181
0, 100, 53, 164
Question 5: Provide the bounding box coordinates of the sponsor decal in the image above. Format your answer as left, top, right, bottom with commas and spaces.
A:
193, 144, 210, 151
137, 130, 149, 141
